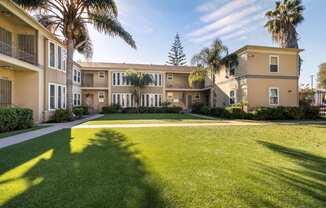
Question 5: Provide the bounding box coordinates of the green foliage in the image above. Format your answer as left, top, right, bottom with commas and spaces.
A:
52, 109, 70, 123
167, 33, 187, 66
194, 105, 320, 120
0, 108, 33, 133
122, 107, 183, 114
102, 104, 122, 114
265, 0, 304, 48
73, 107, 85, 118
188, 67, 207, 87
317, 63, 326, 89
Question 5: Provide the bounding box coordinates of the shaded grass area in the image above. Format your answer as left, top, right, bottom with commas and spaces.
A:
0, 125, 325, 207
86, 113, 217, 125
0, 126, 48, 139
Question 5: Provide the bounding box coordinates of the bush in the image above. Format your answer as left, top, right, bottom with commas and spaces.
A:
121, 106, 183, 114
225, 106, 247, 119
209, 107, 231, 118
254, 106, 320, 120
102, 104, 122, 114
0, 108, 33, 133
191, 103, 206, 114
73, 107, 84, 118
302, 106, 320, 119
199, 105, 210, 115
52, 109, 69, 123
78, 106, 89, 115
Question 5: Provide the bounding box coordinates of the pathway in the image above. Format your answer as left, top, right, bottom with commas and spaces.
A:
0, 114, 103, 149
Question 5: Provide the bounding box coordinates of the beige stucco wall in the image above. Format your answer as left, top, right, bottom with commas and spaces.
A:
166, 73, 189, 89
82, 70, 108, 88
82, 90, 108, 113
247, 78, 298, 109
246, 51, 299, 76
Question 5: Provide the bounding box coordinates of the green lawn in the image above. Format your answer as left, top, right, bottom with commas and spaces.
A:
0, 124, 325, 207
85, 113, 219, 125
0, 126, 48, 139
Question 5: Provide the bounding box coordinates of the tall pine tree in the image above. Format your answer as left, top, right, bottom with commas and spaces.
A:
167, 33, 187, 66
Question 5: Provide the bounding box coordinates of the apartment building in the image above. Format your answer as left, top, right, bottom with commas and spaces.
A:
0, 0, 67, 122
211, 45, 300, 110
0, 1, 301, 123
79, 62, 210, 113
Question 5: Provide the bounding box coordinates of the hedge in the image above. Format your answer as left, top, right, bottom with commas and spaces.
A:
0, 108, 33, 133
196, 105, 320, 120
102, 105, 183, 114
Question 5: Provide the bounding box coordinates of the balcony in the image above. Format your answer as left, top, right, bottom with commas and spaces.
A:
0, 40, 37, 66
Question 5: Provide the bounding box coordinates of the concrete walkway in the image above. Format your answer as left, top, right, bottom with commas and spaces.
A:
0, 114, 103, 149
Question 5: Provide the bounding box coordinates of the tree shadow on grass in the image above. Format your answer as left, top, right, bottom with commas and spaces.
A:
241, 141, 326, 208
0, 129, 171, 208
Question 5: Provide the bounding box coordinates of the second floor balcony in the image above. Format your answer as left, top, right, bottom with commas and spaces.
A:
0, 40, 37, 65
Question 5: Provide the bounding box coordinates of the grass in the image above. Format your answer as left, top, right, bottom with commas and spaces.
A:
85, 113, 219, 125
0, 124, 325, 207
0, 126, 48, 139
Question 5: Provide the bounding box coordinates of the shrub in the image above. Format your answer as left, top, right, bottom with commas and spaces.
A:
199, 105, 210, 115
302, 106, 320, 119
191, 103, 206, 114
73, 107, 84, 118
209, 107, 231, 118
121, 107, 183, 114
102, 104, 122, 114
52, 109, 69, 123
225, 106, 247, 119
79, 106, 89, 115
0, 108, 33, 133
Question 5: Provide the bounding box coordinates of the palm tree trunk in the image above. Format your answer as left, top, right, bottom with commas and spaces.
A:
66, 37, 74, 117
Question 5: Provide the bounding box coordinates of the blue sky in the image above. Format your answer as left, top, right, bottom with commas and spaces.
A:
76, 0, 326, 86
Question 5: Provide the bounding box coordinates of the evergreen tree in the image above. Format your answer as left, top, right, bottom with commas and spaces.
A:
167, 33, 187, 66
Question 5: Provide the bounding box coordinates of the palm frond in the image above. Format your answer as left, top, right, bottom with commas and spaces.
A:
91, 13, 136, 49
85, 0, 118, 17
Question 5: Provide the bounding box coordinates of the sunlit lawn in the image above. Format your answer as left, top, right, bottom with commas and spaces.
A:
0, 125, 325, 207
85, 113, 220, 125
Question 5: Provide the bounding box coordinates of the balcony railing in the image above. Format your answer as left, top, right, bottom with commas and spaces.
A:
0, 40, 37, 65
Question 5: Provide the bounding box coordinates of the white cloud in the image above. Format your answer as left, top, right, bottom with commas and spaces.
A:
196, 0, 225, 13
190, 5, 262, 37
191, 14, 265, 43
201, 0, 258, 23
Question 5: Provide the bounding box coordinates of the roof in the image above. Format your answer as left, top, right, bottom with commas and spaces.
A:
233, 45, 301, 55
78, 62, 197, 72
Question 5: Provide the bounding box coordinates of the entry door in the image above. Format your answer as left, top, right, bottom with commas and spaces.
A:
187, 95, 192, 109
0, 79, 12, 107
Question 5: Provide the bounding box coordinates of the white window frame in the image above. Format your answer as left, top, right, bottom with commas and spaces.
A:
229, 62, 236, 76
98, 91, 105, 103
48, 42, 56, 69
269, 87, 280, 106
269, 55, 279, 73
48, 41, 66, 72
48, 83, 66, 111
140, 94, 163, 107
112, 72, 131, 86
229, 90, 236, 105
98, 71, 105, 79
167, 73, 173, 80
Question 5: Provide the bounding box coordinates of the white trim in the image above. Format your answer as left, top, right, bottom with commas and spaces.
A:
269, 55, 280, 73
269, 87, 280, 106
48, 41, 66, 73
48, 83, 67, 111
98, 71, 105, 79
229, 89, 237, 105
98, 91, 105, 103
167, 73, 173, 80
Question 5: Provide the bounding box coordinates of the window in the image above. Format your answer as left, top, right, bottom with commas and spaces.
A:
140, 94, 163, 107
193, 93, 200, 103
112, 72, 132, 86
167, 73, 173, 80
49, 84, 55, 110
58, 46, 62, 69
0, 27, 12, 56
73, 70, 77, 82
269, 88, 279, 105
99, 72, 105, 79
78, 71, 81, 83
270, 56, 279, 72
98, 91, 105, 103
0, 79, 12, 107
112, 93, 135, 107
229, 90, 236, 105
48, 83, 66, 110
49, 42, 55, 68
148, 73, 161, 86
229, 62, 236, 76
17, 34, 35, 64
74, 93, 81, 106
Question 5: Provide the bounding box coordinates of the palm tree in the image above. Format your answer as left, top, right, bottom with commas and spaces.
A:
188, 67, 207, 88
125, 70, 153, 107
14, 0, 136, 116
265, 0, 304, 48
191, 39, 228, 86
